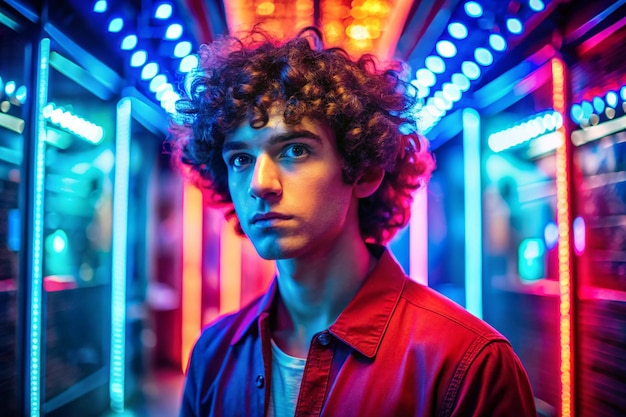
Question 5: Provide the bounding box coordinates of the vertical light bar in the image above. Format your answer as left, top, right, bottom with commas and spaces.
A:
463, 108, 483, 318
110, 98, 131, 412
409, 188, 428, 285
30, 37, 50, 417
552, 57, 574, 417
181, 183, 203, 372
219, 221, 241, 315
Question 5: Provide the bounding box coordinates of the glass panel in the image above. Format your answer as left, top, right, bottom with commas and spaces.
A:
480, 64, 561, 410
42, 43, 115, 405
0, 11, 29, 417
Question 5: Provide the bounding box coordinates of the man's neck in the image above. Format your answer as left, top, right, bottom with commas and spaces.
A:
271, 236, 376, 358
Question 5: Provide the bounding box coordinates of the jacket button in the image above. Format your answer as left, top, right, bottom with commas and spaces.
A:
317, 332, 331, 346
255, 375, 264, 388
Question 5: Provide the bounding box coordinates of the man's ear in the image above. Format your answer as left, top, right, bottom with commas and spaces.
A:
353, 167, 384, 198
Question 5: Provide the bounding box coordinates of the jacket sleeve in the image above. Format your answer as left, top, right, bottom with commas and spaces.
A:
179, 344, 199, 417
448, 340, 537, 417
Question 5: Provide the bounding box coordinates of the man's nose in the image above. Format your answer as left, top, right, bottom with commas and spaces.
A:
248, 154, 282, 200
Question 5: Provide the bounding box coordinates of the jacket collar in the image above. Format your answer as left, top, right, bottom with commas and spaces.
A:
231, 246, 406, 359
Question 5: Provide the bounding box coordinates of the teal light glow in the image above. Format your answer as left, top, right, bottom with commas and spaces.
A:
461, 61, 481, 80
581, 101, 593, 118
160, 90, 180, 114
442, 82, 462, 102
452, 73, 470, 92
592, 96, 605, 113
425, 56, 446, 74
110, 98, 131, 412
121, 35, 138, 50
141, 62, 159, 80
130, 50, 147, 67
174, 41, 192, 58
179, 54, 198, 73
46, 229, 68, 253
93, 0, 107, 13
108, 18, 124, 33
488, 110, 563, 152
489, 34, 507, 51
474, 47, 493, 66
448, 22, 468, 39
416, 68, 436, 87
529, 0, 545, 12
165, 23, 183, 40
570, 104, 583, 124
436, 40, 457, 58
15, 85, 27, 103
465, 1, 483, 17
606, 91, 618, 108
506, 18, 523, 34
30, 37, 51, 417
155, 3, 173, 19
463, 109, 482, 318
42, 103, 105, 144
149, 74, 167, 92
5, 80, 16, 95
518, 238, 546, 281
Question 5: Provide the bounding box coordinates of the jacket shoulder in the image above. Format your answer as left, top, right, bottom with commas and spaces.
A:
401, 278, 506, 342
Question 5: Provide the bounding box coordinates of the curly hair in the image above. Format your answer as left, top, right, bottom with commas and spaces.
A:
169, 27, 435, 244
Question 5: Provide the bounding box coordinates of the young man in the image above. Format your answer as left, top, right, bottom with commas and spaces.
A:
170, 28, 536, 417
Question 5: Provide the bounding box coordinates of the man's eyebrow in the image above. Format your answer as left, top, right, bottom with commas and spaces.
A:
222, 130, 322, 152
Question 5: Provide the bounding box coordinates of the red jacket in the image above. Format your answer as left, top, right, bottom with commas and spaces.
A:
181, 247, 537, 417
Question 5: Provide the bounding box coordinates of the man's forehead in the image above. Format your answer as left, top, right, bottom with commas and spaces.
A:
224, 112, 333, 145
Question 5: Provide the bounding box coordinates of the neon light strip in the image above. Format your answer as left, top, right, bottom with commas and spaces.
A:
110, 98, 131, 412
488, 110, 563, 152
30, 37, 50, 417
181, 183, 203, 372
409, 187, 428, 286
571, 114, 626, 146
42, 103, 105, 144
552, 57, 574, 417
462, 108, 483, 318
219, 221, 241, 316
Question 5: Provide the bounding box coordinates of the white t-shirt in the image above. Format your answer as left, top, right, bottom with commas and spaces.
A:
267, 339, 307, 417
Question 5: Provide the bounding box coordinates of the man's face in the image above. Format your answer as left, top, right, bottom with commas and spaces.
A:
222, 111, 358, 260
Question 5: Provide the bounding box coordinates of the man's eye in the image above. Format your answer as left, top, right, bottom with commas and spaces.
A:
230, 154, 252, 168
283, 144, 309, 159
